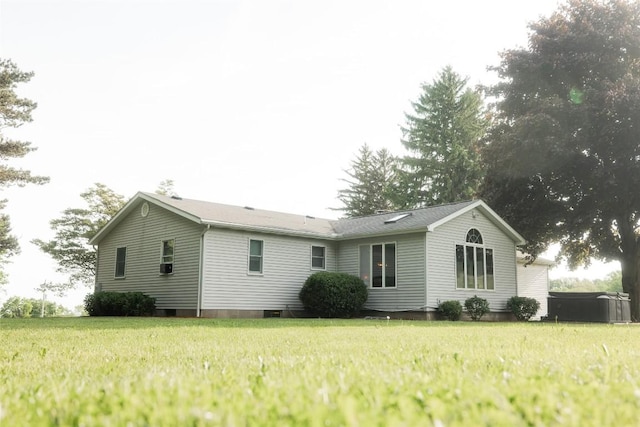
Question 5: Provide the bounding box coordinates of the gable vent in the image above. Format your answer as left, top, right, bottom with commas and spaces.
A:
384, 213, 412, 224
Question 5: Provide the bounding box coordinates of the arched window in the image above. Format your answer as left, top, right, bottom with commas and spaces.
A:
455, 229, 494, 290
466, 228, 483, 244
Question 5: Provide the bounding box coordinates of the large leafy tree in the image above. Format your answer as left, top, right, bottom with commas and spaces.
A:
0, 59, 49, 284
480, 0, 640, 319
335, 144, 406, 217
401, 66, 488, 206
32, 183, 125, 286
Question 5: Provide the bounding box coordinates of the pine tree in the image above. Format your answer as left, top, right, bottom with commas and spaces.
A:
0, 59, 49, 284
335, 144, 405, 217
401, 66, 488, 206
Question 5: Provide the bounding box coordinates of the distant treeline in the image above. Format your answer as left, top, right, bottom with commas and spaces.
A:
0, 296, 76, 318
550, 271, 622, 293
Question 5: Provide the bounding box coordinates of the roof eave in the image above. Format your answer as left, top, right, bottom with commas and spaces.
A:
202, 219, 339, 240
334, 228, 429, 241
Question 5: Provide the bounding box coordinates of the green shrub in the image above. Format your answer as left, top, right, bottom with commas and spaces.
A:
299, 272, 368, 318
438, 300, 462, 321
84, 292, 156, 316
507, 296, 541, 321
464, 295, 490, 321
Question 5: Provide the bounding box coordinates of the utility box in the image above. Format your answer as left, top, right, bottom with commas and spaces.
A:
547, 292, 631, 323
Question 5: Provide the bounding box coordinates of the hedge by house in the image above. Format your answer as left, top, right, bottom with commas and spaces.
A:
299, 272, 368, 318
438, 300, 462, 321
84, 291, 156, 316
507, 296, 540, 321
464, 295, 490, 321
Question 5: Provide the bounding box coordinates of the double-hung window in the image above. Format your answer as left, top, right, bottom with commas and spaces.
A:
311, 246, 326, 270
160, 239, 175, 274
249, 239, 264, 274
115, 247, 126, 278
456, 229, 494, 290
162, 239, 174, 263
359, 243, 396, 288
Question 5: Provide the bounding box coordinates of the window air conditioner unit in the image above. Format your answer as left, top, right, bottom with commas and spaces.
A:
160, 263, 173, 274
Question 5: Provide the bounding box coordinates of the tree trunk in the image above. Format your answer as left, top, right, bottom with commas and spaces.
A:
620, 251, 640, 322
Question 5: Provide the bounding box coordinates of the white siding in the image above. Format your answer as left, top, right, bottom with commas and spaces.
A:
517, 261, 549, 320
96, 201, 203, 309
201, 228, 337, 310
337, 233, 426, 311
426, 209, 518, 311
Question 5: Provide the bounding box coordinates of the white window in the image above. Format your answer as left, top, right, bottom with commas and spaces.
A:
160, 239, 175, 274
115, 247, 126, 278
161, 239, 175, 264
359, 243, 396, 288
249, 239, 263, 274
311, 246, 326, 270
456, 229, 494, 290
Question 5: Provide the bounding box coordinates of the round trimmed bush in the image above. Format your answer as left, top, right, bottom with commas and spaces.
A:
507, 296, 540, 321
299, 272, 368, 318
438, 300, 462, 321
464, 295, 490, 321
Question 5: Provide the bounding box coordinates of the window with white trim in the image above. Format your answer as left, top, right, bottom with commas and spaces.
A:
456, 229, 494, 290
359, 243, 396, 288
249, 239, 263, 274
115, 247, 126, 278
161, 239, 175, 264
159, 239, 175, 274
311, 246, 325, 270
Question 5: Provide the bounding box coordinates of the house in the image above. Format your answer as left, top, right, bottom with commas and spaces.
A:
89, 192, 545, 319
517, 252, 555, 320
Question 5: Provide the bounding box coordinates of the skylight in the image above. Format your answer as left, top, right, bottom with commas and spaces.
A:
384, 213, 412, 224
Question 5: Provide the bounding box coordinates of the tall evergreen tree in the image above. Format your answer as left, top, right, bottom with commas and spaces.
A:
401, 66, 488, 206
479, 0, 640, 319
335, 144, 405, 217
0, 59, 49, 284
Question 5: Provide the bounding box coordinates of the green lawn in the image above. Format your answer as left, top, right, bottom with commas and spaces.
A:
1, 318, 639, 426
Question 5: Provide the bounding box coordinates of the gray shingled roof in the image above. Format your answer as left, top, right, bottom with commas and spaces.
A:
141, 192, 337, 237
147, 193, 479, 239
91, 193, 524, 244
332, 200, 478, 238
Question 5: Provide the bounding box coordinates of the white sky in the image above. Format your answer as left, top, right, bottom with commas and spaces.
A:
0, 0, 619, 309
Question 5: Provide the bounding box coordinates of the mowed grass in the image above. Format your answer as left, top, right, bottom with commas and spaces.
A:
1, 318, 639, 426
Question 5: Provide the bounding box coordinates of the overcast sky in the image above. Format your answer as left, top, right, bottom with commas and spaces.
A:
0, 0, 619, 309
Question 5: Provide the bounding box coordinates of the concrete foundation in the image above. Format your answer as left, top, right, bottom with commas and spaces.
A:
153, 308, 517, 321
361, 310, 516, 322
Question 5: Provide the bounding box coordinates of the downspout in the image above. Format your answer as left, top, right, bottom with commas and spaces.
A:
93, 245, 101, 293
514, 245, 519, 296
424, 232, 428, 312
197, 224, 211, 317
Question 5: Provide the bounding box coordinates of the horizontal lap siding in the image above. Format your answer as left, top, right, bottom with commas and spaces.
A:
337, 233, 426, 311
96, 202, 202, 309
201, 228, 336, 310
426, 210, 517, 311
517, 262, 549, 320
